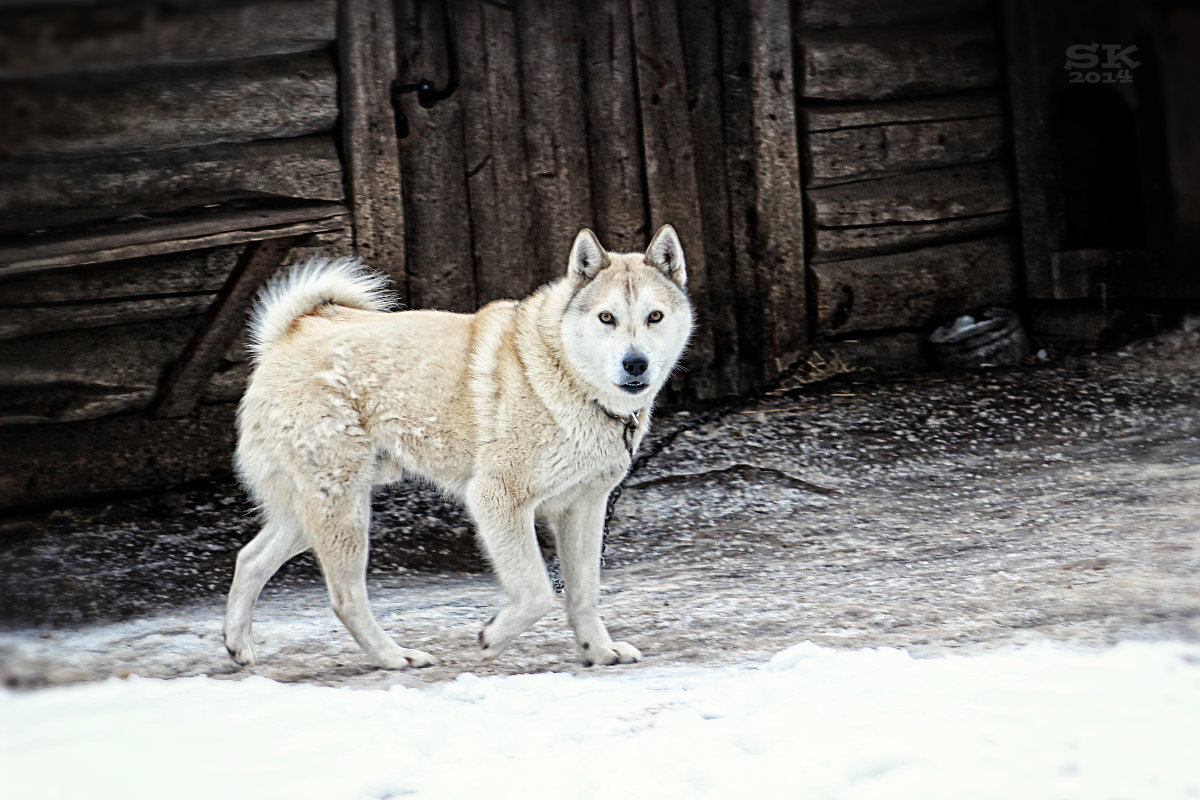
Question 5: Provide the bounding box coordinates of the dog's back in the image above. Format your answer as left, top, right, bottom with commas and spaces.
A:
236, 259, 484, 508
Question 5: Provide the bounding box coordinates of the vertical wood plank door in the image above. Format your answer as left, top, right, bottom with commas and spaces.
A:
390, 0, 810, 400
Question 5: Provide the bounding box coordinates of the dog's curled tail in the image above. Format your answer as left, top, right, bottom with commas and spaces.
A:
247, 256, 394, 361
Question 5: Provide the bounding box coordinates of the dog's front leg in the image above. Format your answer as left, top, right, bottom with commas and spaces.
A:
467, 480, 555, 662
552, 488, 641, 667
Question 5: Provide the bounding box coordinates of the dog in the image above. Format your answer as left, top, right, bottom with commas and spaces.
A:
224, 225, 693, 669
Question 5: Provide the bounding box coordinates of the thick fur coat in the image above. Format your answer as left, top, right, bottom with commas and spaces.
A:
224, 227, 693, 669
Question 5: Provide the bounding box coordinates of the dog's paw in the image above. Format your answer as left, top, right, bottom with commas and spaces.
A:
375, 648, 437, 670
477, 626, 507, 665
476, 604, 546, 664
225, 639, 257, 667
581, 640, 641, 667
478, 628, 523, 665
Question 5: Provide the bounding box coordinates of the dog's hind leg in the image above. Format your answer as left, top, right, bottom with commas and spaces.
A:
224, 514, 309, 665
304, 486, 437, 670
468, 482, 555, 662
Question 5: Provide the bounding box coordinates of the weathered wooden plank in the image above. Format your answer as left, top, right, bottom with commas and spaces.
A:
806, 162, 1012, 228
0, 50, 338, 159
1025, 306, 1115, 353
806, 115, 1005, 186
810, 211, 1013, 262
458, 0, 536, 303
630, 0, 714, 398
580, 0, 646, 254
724, 0, 808, 378
821, 332, 933, 374
0, 246, 241, 305
0, 385, 152, 429
0, 0, 337, 80
0, 402, 238, 509
1048, 249, 1155, 301
795, 0, 989, 30
396, 0, 476, 311
717, 0, 810, 389
202, 326, 254, 405
0, 295, 216, 341
797, 27, 998, 101
203, 361, 253, 405
0, 316, 203, 425
820, 335, 931, 379
719, 0, 766, 389
0, 205, 347, 277
154, 236, 304, 418
802, 96, 1003, 132
279, 227, 355, 271
678, 0, 739, 394
0, 136, 345, 233
339, 0, 406, 287
514, 0, 594, 287
811, 235, 1019, 335
1001, 0, 1056, 299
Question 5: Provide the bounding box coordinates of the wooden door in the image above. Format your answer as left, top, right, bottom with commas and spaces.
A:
389, 0, 808, 400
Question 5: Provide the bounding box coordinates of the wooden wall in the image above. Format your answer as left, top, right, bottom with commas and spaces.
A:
794, 0, 1018, 369
392, 0, 1018, 383
393, 0, 806, 399
0, 0, 354, 506
0, 0, 1023, 509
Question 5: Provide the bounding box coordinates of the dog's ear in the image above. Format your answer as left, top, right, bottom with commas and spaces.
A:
645, 224, 687, 288
568, 228, 610, 284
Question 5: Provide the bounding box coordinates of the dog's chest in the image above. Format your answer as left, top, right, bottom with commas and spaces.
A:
526, 417, 637, 496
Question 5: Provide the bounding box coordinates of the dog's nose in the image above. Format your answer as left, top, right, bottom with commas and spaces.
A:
623, 353, 649, 377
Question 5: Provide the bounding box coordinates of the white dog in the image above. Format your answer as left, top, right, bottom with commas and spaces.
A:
224, 226, 694, 668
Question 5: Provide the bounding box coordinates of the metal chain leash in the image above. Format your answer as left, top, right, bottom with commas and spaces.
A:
547, 480, 623, 593
603, 412, 638, 568
549, 409, 639, 593
601, 482, 623, 568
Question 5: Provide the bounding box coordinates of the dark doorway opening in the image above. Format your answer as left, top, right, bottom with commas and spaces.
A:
1058, 85, 1145, 250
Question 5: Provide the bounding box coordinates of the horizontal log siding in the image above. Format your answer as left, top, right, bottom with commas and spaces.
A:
811, 236, 1019, 335
0, 0, 337, 80
0, 1, 344, 434
796, 27, 999, 101
0, 403, 240, 509
795, 2, 1019, 367
0, 50, 339, 160
0, 316, 205, 425
0, 136, 344, 235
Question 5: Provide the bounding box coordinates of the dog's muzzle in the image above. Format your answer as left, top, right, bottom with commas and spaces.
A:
618, 352, 650, 394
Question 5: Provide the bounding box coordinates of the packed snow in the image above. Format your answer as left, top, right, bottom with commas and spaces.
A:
4, 641, 1198, 800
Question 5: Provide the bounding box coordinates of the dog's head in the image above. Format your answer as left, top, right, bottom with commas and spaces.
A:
560, 225, 694, 412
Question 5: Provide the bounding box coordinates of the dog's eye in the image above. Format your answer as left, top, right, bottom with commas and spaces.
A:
647, 310, 664, 324
598, 311, 615, 325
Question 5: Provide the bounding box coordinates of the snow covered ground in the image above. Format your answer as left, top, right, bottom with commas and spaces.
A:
4, 335, 1200, 798
5, 641, 1199, 800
